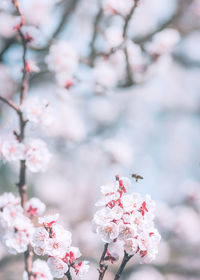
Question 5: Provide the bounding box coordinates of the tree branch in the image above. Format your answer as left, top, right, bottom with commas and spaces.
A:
98, 243, 109, 280
0, 96, 19, 112
114, 251, 132, 280
65, 269, 72, 280
122, 0, 140, 86
11, 1, 33, 280
89, 5, 103, 66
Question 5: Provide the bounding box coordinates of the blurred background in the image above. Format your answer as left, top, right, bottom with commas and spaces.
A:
0, 0, 200, 279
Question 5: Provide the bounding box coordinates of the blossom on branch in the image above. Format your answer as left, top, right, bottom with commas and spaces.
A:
25, 197, 46, 218
46, 41, 78, 76
32, 214, 89, 278
0, 193, 34, 254
1, 136, 25, 162
23, 259, 53, 280
24, 138, 51, 173
21, 97, 53, 126
92, 176, 161, 263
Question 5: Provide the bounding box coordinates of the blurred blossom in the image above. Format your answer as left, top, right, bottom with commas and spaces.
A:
19, 0, 58, 27
146, 29, 180, 56
104, 26, 123, 49
102, 0, 135, 16
103, 139, 133, 165
46, 41, 78, 76
88, 96, 120, 125
93, 60, 118, 88
0, 13, 17, 38
172, 206, 200, 245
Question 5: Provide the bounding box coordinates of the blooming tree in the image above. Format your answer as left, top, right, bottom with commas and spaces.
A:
1, 0, 196, 279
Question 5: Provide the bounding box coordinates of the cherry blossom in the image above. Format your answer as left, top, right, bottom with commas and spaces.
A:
32, 214, 89, 278
45, 41, 78, 76
1, 136, 25, 162
19, 0, 58, 27
92, 176, 161, 263
0, 193, 34, 255
146, 29, 180, 56
21, 97, 53, 126
93, 60, 118, 88
25, 198, 46, 218
24, 138, 51, 173
76, 261, 90, 279
23, 259, 53, 280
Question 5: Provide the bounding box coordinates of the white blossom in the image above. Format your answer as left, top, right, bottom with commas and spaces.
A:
21, 97, 53, 126
0, 193, 34, 255
47, 256, 68, 278
25, 198, 46, 217
23, 259, 53, 280
46, 41, 78, 75
93, 176, 161, 263
32, 215, 89, 278
1, 137, 25, 162
77, 261, 90, 279
24, 138, 51, 173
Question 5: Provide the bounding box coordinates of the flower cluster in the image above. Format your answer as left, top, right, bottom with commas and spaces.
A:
0, 136, 51, 173
21, 97, 53, 126
0, 193, 34, 254
92, 176, 161, 263
32, 214, 89, 278
23, 259, 53, 280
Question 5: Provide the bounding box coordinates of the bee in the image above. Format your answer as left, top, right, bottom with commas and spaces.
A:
132, 173, 143, 182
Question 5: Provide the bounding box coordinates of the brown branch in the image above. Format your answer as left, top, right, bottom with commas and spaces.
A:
132, 0, 191, 46
133, 13, 178, 45
122, 0, 140, 86
12, 0, 29, 105
0, 96, 19, 112
89, 5, 103, 66
0, 38, 16, 62
32, 0, 80, 52
114, 251, 132, 280
65, 269, 72, 280
98, 243, 109, 280
10, 1, 33, 280
123, 0, 140, 39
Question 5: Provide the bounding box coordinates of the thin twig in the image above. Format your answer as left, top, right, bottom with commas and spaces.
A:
98, 243, 109, 280
89, 5, 103, 66
114, 251, 132, 280
0, 96, 19, 113
32, 0, 80, 52
122, 0, 140, 86
123, 0, 140, 39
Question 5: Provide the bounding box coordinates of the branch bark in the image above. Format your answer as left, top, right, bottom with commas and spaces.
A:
0, 96, 19, 112
114, 251, 132, 280
65, 269, 72, 280
11, 1, 33, 279
122, 0, 140, 86
98, 243, 109, 280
